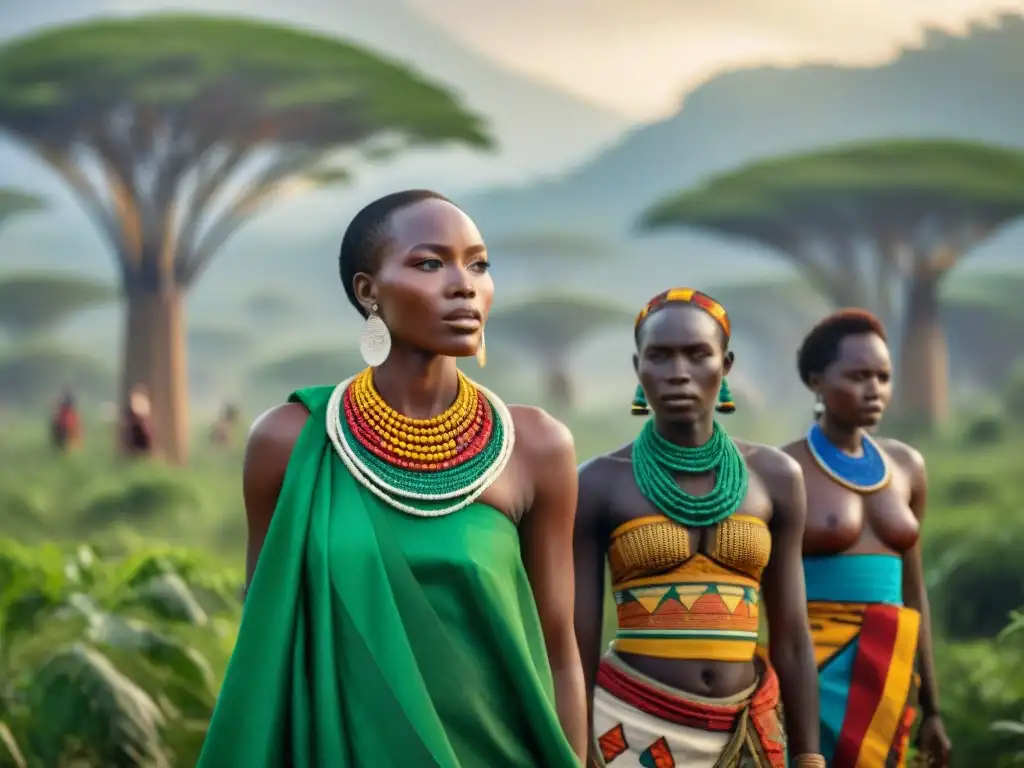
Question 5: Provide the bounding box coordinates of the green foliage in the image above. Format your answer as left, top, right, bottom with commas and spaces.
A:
961, 412, 1006, 446
640, 140, 1024, 233
0, 273, 115, 339
1, 408, 1023, 764
0, 344, 112, 406
487, 232, 616, 261
0, 541, 241, 767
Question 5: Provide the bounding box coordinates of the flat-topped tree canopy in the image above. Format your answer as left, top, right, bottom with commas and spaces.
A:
0, 13, 492, 285
640, 138, 1024, 427
0, 273, 115, 339
642, 139, 1024, 242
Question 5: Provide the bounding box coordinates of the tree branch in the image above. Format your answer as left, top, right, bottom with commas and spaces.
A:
178, 157, 344, 285
34, 144, 127, 268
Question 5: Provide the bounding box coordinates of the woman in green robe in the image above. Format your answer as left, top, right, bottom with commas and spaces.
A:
196, 190, 587, 767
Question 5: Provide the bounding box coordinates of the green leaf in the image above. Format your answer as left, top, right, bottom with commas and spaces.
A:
25, 644, 169, 767
0, 721, 27, 768
119, 572, 208, 626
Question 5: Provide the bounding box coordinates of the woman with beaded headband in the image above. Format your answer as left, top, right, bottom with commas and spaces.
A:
197, 190, 586, 767
781, 309, 951, 768
573, 288, 823, 768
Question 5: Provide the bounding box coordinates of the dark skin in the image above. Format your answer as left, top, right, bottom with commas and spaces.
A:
241, 199, 588, 764
574, 304, 820, 764
782, 331, 951, 768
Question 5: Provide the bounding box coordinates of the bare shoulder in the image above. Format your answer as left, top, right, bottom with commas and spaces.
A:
778, 436, 807, 459
245, 402, 310, 479
578, 442, 633, 488
736, 439, 804, 486
508, 404, 575, 468
877, 436, 927, 481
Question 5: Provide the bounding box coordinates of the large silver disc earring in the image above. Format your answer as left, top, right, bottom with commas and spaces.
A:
359, 304, 391, 367
476, 330, 487, 368
813, 393, 825, 419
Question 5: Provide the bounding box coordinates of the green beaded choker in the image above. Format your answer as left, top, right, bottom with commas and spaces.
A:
631, 419, 749, 527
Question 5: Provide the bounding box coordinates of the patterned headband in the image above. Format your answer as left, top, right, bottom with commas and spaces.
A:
634, 287, 731, 339
631, 287, 735, 416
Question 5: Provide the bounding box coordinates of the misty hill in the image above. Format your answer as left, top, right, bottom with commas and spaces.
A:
464, 13, 1024, 295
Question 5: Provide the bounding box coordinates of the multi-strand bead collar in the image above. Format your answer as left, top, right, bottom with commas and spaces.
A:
326, 368, 515, 517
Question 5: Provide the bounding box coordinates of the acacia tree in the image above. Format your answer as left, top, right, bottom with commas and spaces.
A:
0, 15, 492, 462
0, 188, 43, 234
640, 140, 1024, 427
0, 273, 115, 340
486, 295, 633, 408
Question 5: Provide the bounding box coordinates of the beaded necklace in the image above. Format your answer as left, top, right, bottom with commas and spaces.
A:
325, 368, 515, 517
631, 419, 749, 528
806, 422, 890, 493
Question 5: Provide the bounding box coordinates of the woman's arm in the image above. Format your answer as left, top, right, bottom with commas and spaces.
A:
574, 457, 612, 767
241, 402, 308, 596
514, 406, 588, 763
759, 448, 820, 757
897, 444, 951, 767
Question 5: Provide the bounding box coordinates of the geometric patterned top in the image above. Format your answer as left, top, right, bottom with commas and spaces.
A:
608, 514, 771, 662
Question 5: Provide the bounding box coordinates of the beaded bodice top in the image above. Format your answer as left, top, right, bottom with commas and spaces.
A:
607, 514, 771, 663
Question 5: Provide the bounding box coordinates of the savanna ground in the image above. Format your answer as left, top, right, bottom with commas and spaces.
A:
4, 384, 1024, 767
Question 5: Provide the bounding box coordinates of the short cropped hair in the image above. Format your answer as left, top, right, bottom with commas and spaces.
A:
338, 189, 451, 317
796, 309, 887, 386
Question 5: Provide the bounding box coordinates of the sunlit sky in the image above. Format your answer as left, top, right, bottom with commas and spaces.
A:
412, 0, 1024, 117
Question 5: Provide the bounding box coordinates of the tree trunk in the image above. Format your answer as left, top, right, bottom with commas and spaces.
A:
121, 284, 189, 464
897, 272, 948, 430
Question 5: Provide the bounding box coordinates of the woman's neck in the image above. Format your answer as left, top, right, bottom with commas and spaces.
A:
372, 349, 460, 420
817, 414, 864, 457
653, 413, 715, 448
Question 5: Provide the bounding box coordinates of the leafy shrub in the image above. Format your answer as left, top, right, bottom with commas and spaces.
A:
937, 611, 1024, 767
75, 477, 200, 528
943, 476, 996, 506
0, 541, 240, 768
928, 527, 1024, 640
962, 413, 1006, 446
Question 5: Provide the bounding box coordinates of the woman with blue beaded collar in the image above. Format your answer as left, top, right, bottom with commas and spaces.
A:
781, 309, 951, 768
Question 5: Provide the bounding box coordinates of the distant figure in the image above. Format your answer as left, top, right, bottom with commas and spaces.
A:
210, 402, 240, 447
51, 391, 81, 452
122, 385, 154, 457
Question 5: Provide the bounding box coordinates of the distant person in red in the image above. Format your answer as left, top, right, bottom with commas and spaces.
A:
51, 390, 81, 452
122, 384, 154, 457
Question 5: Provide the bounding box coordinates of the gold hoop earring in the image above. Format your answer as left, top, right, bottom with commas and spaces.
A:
475, 330, 487, 368
359, 304, 391, 367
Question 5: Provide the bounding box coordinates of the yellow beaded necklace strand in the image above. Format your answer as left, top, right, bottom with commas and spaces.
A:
327, 371, 515, 517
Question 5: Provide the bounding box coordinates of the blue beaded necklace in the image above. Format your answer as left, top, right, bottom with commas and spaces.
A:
806, 422, 891, 493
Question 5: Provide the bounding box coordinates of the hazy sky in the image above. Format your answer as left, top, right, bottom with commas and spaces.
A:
412, 0, 1024, 117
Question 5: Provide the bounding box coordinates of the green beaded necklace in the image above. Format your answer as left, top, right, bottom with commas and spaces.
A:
631, 419, 749, 527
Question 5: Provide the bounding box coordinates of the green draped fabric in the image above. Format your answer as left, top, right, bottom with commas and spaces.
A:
196, 385, 577, 767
